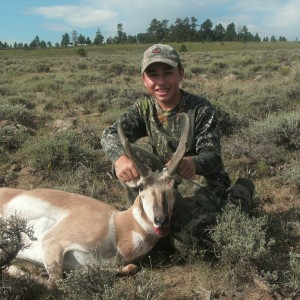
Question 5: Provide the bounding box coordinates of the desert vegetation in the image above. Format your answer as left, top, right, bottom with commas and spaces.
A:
0, 42, 299, 299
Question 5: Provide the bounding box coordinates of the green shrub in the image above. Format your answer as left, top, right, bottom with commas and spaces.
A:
222, 131, 287, 178
288, 252, 300, 290
36, 64, 51, 73
216, 106, 249, 136
77, 48, 86, 57
280, 66, 291, 76
100, 107, 126, 125
52, 165, 112, 201
0, 202, 46, 300
23, 129, 101, 172
23, 75, 63, 94
0, 103, 47, 129
77, 62, 88, 70
0, 274, 46, 300
285, 83, 300, 101
249, 111, 300, 151
0, 214, 35, 269
58, 261, 164, 300
0, 84, 14, 96
8, 96, 37, 109
58, 261, 117, 299
72, 87, 102, 104
239, 56, 255, 66
0, 122, 31, 152
211, 206, 274, 281
256, 160, 269, 178
44, 97, 63, 110
264, 61, 280, 71
108, 62, 126, 76
281, 160, 300, 190
172, 228, 207, 264
209, 61, 228, 75
119, 88, 147, 103
190, 66, 205, 74
99, 85, 119, 100
179, 43, 188, 52
124, 64, 139, 76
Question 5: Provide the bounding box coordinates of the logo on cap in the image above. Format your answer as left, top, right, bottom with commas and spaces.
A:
152, 47, 161, 54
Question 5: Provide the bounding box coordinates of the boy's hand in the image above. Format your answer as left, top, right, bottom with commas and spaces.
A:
176, 157, 196, 180
114, 155, 140, 183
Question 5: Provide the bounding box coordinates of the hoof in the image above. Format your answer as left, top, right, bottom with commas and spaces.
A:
118, 263, 139, 275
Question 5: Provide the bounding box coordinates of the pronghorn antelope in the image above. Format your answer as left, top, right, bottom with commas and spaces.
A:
0, 113, 190, 288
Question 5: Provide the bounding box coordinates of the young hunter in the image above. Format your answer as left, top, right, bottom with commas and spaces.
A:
101, 44, 255, 242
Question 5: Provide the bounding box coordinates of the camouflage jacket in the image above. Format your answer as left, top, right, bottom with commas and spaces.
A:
101, 90, 230, 188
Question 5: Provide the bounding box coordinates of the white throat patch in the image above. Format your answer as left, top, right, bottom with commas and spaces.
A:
132, 206, 153, 234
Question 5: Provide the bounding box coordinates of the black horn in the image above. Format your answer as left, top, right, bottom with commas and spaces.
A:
117, 121, 149, 178
165, 112, 190, 176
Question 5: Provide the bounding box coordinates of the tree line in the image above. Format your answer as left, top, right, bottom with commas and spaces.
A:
0, 17, 290, 49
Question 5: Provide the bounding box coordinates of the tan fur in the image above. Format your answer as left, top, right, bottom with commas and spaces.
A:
0, 187, 171, 288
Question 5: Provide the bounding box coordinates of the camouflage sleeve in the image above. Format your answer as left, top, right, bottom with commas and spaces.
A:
191, 104, 223, 177
101, 104, 147, 163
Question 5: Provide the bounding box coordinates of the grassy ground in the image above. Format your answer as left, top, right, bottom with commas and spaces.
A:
0, 42, 299, 299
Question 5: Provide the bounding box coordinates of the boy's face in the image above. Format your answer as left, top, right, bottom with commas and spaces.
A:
142, 62, 184, 110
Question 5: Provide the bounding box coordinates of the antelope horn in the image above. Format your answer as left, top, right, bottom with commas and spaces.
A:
117, 121, 149, 178
165, 112, 190, 176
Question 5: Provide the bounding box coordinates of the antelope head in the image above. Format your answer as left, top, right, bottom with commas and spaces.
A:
117, 113, 190, 236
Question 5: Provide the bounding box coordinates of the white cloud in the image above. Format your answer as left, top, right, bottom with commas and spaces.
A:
42, 22, 74, 33
25, 0, 202, 37
23, 0, 300, 40
26, 5, 117, 28
249, 0, 300, 39
217, 0, 300, 39
269, 1, 300, 27
231, 0, 282, 12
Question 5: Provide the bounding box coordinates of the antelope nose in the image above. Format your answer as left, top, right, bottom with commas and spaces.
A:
154, 216, 169, 226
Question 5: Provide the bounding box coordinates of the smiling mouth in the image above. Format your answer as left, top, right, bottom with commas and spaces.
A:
156, 88, 168, 93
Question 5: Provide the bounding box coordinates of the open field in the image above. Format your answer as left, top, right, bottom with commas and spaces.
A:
0, 42, 300, 299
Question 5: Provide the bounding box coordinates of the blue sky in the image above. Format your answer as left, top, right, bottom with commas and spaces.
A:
1, 0, 299, 45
